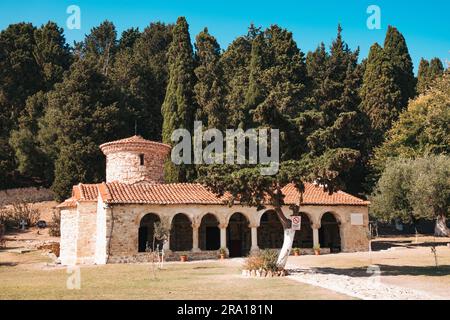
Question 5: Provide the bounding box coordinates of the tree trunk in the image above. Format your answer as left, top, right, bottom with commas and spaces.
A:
276, 228, 296, 269
435, 214, 450, 237
273, 206, 296, 270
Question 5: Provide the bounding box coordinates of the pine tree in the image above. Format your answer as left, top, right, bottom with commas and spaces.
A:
384, 26, 416, 106
194, 28, 226, 130
360, 43, 402, 144
83, 20, 117, 76
39, 59, 127, 200
33, 22, 72, 89
161, 17, 196, 182
0, 23, 43, 187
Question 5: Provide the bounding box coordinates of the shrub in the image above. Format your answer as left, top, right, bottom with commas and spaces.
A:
243, 249, 280, 272
260, 249, 279, 272
243, 254, 264, 271
49, 210, 61, 237
0, 202, 40, 230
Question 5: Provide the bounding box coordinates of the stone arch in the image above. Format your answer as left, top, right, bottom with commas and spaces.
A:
293, 212, 314, 248
138, 213, 161, 252
199, 213, 220, 251
170, 213, 193, 251
227, 212, 251, 257
258, 210, 283, 249
225, 210, 252, 226
319, 212, 341, 252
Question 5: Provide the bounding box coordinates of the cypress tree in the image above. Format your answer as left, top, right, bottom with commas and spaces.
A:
221, 36, 252, 128
194, 28, 226, 130
360, 43, 402, 144
161, 17, 196, 182
416, 58, 430, 94
384, 26, 416, 106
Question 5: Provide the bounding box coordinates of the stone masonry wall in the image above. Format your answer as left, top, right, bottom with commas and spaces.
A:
76, 202, 98, 264
60, 208, 78, 265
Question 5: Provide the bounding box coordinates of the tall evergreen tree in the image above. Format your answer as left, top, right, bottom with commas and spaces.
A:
82, 20, 117, 76
39, 59, 127, 200
221, 36, 252, 128
33, 22, 72, 89
193, 28, 226, 130
383, 26, 416, 106
360, 43, 402, 145
0, 23, 54, 187
416, 58, 430, 94
417, 57, 444, 94
161, 17, 196, 182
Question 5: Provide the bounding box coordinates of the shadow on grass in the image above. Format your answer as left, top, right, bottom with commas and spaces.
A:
309, 264, 450, 278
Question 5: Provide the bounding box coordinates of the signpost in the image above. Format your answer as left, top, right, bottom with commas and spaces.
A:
291, 216, 301, 231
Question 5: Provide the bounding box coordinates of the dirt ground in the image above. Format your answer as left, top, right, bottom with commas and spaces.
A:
287, 235, 450, 298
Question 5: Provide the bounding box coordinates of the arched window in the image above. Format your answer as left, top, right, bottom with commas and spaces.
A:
227, 213, 250, 257
199, 214, 220, 250
138, 213, 160, 252
170, 213, 192, 251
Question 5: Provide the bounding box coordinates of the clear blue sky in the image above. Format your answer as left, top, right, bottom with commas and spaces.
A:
1, 0, 449, 73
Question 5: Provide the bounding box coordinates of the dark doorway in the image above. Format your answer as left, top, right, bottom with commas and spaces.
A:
170, 213, 193, 251
199, 214, 220, 250
293, 213, 313, 248
205, 227, 220, 250
258, 210, 283, 249
320, 212, 341, 252
227, 213, 250, 257
138, 213, 160, 252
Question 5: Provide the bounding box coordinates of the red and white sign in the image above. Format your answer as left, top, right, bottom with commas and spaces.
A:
291, 216, 301, 231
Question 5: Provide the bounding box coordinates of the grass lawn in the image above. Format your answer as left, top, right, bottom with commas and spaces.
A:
0, 251, 351, 300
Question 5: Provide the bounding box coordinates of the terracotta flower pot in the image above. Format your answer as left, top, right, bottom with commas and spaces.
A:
180, 255, 188, 262
294, 251, 300, 256
314, 249, 320, 256
219, 254, 225, 260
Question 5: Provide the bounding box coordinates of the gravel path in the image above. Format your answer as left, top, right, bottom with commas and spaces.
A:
286, 264, 444, 300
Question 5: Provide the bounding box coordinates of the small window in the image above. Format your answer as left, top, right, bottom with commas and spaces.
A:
139, 154, 145, 166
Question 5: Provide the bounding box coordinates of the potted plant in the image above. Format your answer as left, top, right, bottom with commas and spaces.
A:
219, 248, 227, 260
293, 248, 300, 256
313, 244, 321, 256
180, 254, 188, 262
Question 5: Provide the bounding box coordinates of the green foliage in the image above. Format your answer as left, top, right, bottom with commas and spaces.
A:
194, 28, 226, 129
161, 17, 196, 182
373, 73, 450, 172
360, 43, 402, 144
383, 26, 416, 106
417, 58, 444, 94
371, 155, 450, 225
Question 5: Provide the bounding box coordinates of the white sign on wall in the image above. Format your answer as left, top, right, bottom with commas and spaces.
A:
351, 213, 364, 226
291, 216, 301, 231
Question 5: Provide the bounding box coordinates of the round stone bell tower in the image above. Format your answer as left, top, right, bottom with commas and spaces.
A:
100, 135, 171, 184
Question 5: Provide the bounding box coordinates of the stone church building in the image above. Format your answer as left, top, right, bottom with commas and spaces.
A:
58, 136, 370, 265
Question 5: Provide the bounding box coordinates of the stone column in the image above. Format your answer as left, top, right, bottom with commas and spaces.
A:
250, 224, 259, 252
219, 223, 228, 254
192, 224, 200, 252
312, 223, 320, 248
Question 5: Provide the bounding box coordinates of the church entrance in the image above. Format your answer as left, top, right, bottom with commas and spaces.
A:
138, 213, 160, 252
227, 213, 250, 257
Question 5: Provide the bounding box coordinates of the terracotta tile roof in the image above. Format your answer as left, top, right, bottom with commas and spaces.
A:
58, 182, 369, 207
281, 183, 370, 206
99, 135, 171, 153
